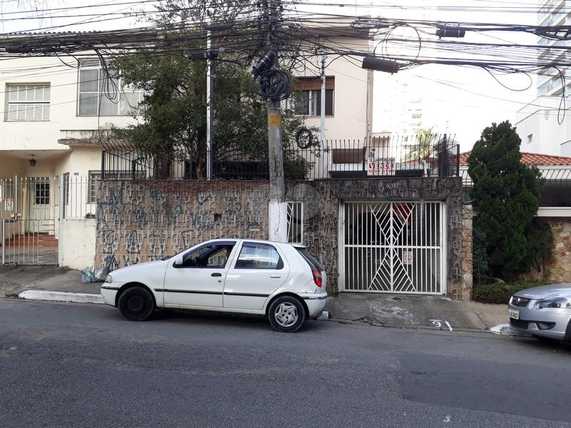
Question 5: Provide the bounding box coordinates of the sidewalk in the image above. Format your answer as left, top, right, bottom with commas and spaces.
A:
327, 293, 508, 331
0, 266, 100, 298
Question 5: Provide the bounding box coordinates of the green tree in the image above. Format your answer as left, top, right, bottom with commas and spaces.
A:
110, 0, 303, 178
468, 121, 552, 280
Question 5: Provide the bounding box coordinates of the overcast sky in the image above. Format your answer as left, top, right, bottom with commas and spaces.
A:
0, 0, 552, 151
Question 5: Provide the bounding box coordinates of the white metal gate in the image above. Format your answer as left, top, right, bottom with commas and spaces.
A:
0, 175, 97, 266
340, 201, 447, 294
0, 176, 59, 265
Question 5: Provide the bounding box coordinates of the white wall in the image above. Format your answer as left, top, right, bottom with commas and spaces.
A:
293, 37, 372, 141
55, 145, 102, 176
0, 56, 137, 153
515, 96, 571, 156
0, 154, 26, 176
58, 219, 96, 270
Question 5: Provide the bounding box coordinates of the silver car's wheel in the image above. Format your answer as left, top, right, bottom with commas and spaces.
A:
268, 296, 306, 332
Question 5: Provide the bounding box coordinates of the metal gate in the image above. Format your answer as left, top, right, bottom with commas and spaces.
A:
340, 201, 447, 294
0, 176, 59, 265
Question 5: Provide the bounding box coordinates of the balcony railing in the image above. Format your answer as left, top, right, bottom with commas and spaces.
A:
101, 135, 460, 181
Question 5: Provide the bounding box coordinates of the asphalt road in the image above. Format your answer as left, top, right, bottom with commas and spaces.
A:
0, 299, 570, 428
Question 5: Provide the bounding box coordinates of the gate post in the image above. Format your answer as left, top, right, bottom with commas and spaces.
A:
337, 202, 345, 292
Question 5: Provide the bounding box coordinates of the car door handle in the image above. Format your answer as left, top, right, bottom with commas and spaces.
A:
270, 275, 281, 279
211, 273, 222, 277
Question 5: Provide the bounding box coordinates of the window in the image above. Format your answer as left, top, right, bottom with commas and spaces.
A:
77, 59, 144, 117
295, 247, 324, 271
293, 89, 334, 116
87, 171, 101, 204
292, 76, 334, 116
235, 242, 283, 270
181, 242, 235, 268
34, 182, 50, 205
6, 83, 50, 122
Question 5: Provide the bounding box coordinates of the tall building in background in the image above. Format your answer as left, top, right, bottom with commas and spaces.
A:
537, 0, 571, 97
514, 0, 571, 156
376, 76, 428, 137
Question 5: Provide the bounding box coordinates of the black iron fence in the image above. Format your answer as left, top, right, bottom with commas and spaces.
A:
101, 135, 460, 181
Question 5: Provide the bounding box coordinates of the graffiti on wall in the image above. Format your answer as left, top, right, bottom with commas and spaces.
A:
95, 181, 270, 270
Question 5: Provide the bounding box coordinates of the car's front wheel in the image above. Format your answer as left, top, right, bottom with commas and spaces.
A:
117, 286, 155, 321
268, 295, 306, 332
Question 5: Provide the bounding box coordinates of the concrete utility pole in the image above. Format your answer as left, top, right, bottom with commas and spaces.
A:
320, 52, 326, 145
206, 12, 215, 181
266, 0, 287, 242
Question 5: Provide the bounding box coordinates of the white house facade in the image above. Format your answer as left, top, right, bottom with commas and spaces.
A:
0, 33, 374, 270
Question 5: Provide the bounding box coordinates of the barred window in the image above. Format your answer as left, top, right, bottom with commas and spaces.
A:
6, 83, 50, 122
87, 171, 101, 204
34, 182, 50, 205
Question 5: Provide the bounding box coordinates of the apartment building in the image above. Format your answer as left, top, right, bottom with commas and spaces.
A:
515, 0, 571, 155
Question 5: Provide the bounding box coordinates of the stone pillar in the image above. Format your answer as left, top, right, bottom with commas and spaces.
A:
460, 204, 474, 301
544, 218, 571, 282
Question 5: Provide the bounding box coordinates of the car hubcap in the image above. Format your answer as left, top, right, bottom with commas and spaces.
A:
274, 302, 299, 327
127, 295, 144, 313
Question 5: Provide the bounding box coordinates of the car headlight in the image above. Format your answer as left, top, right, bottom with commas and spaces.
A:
536, 297, 571, 309
105, 274, 113, 283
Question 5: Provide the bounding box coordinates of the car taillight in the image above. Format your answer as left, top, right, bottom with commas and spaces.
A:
312, 268, 323, 288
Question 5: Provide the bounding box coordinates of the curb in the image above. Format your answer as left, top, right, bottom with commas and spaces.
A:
18, 290, 104, 305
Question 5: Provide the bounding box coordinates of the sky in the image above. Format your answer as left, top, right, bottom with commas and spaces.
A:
363, 0, 542, 151
0, 0, 556, 152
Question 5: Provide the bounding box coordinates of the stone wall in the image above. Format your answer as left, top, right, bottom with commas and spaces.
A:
286, 177, 471, 300
96, 177, 472, 300
544, 218, 571, 283
96, 180, 269, 271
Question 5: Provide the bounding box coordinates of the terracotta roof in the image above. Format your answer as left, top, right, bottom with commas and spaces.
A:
459, 151, 571, 167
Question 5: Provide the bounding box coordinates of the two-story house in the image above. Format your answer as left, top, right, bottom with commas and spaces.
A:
0, 26, 375, 270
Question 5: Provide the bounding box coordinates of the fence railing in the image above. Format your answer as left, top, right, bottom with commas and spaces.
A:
0, 175, 97, 222
101, 135, 460, 181
61, 175, 97, 220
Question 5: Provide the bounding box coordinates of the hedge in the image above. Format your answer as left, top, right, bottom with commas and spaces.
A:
472, 281, 544, 304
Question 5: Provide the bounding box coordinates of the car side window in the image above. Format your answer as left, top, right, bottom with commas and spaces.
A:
182, 243, 235, 268
234, 243, 284, 270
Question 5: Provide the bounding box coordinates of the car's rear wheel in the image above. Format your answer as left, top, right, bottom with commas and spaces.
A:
268, 295, 306, 333
118, 286, 155, 321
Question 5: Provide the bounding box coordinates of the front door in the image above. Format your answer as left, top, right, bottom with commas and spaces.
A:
27, 177, 53, 234
162, 241, 236, 308
224, 241, 289, 310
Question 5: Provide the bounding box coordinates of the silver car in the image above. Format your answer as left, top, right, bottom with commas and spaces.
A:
508, 284, 571, 341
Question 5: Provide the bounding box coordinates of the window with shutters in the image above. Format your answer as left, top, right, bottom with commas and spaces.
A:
5, 83, 50, 122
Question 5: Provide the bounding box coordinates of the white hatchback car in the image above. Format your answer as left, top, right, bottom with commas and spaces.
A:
101, 239, 327, 332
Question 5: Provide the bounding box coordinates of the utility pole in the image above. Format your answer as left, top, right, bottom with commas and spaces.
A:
265, 0, 287, 242
206, 9, 215, 181
320, 52, 326, 145
318, 51, 328, 179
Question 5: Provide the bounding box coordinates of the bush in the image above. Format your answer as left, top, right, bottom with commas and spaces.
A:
472, 281, 544, 304
468, 121, 550, 280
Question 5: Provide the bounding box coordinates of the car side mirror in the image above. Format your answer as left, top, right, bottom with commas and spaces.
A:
173, 254, 184, 268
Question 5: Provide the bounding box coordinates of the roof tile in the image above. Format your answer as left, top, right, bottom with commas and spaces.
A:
459, 151, 571, 166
